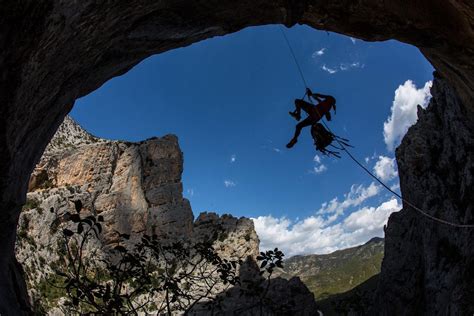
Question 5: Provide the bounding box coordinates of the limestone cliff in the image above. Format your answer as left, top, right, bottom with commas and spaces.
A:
16, 117, 260, 311
26, 116, 194, 239
373, 75, 474, 315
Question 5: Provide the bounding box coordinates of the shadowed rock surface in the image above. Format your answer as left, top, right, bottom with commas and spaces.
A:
1, 1, 474, 314
375, 75, 474, 315
190, 258, 319, 316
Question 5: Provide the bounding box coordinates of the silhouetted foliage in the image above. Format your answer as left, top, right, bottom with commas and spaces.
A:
46, 201, 241, 314
231, 248, 286, 314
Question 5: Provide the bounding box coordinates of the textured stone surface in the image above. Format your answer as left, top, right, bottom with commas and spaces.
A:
27, 116, 194, 239
17, 117, 263, 312
1, 1, 474, 313
193, 212, 260, 260
373, 75, 474, 315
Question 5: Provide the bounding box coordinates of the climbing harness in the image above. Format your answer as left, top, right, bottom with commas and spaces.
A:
279, 26, 474, 228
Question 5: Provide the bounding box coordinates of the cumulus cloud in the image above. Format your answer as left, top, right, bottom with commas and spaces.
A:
230, 154, 236, 163
342, 199, 400, 236
373, 156, 398, 182
318, 182, 381, 222
312, 48, 326, 58
224, 180, 236, 188
252, 198, 401, 256
384, 80, 432, 151
321, 64, 338, 74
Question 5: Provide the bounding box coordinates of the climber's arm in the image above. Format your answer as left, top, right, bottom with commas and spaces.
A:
313, 93, 330, 100
306, 88, 324, 102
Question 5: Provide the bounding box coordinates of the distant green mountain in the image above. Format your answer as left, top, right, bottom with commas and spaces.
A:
277, 237, 384, 300
317, 274, 380, 315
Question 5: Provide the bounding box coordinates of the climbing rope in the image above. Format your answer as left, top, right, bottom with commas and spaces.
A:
279, 26, 309, 89
279, 26, 474, 228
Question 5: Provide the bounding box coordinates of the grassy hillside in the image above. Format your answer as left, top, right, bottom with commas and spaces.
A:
277, 237, 383, 300
317, 274, 380, 315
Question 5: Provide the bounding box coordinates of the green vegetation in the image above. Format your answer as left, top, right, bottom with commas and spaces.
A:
317, 274, 380, 315
244, 232, 252, 242
23, 198, 41, 211
42, 205, 242, 314
36, 274, 67, 310
280, 238, 384, 300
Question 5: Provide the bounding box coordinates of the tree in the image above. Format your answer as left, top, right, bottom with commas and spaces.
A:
45, 201, 241, 314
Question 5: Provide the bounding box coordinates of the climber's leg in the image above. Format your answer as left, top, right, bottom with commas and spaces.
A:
287, 117, 314, 148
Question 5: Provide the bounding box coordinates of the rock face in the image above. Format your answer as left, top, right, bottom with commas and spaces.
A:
373, 75, 474, 315
191, 258, 319, 316
16, 117, 260, 311
27, 116, 194, 239
193, 212, 260, 260
1, 1, 474, 314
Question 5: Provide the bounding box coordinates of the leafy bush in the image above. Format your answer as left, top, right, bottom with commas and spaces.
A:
45, 200, 242, 314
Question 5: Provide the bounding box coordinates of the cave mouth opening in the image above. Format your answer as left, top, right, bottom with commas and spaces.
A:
61, 24, 434, 256
16, 22, 436, 311
2, 2, 474, 313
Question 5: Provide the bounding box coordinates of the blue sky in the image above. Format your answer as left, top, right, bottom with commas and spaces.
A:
71, 25, 433, 255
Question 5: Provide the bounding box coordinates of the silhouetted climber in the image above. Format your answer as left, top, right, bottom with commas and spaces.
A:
286, 88, 336, 148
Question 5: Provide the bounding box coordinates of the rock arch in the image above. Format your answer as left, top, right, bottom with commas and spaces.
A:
0, 1, 473, 314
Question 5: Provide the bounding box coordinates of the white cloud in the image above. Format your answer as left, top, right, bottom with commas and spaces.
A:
383, 80, 432, 151
350, 37, 357, 44
186, 188, 194, 197
230, 154, 236, 163
273, 148, 281, 153
321, 64, 337, 74
390, 183, 400, 191
318, 182, 380, 221
312, 165, 327, 174
373, 156, 398, 182
224, 180, 236, 188
310, 155, 327, 174
339, 62, 364, 71
252, 198, 401, 256
343, 199, 400, 235
312, 48, 326, 58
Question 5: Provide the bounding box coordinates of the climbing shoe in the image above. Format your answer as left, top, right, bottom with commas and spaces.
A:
286, 139, 297, 148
